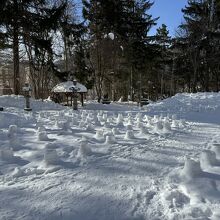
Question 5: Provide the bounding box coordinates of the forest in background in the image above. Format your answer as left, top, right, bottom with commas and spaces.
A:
0, 0, 220, 102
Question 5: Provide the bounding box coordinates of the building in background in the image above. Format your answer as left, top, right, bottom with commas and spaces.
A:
0, 61, 30, 95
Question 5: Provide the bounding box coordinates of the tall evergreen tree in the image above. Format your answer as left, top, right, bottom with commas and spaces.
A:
178, 0, 220, 92
1, 0, 66, 95
82, 0, 157, 101
155, 24, 172, 97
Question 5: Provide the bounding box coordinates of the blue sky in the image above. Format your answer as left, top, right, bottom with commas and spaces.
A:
149, 0, 188, 36
76, 0, 188, 37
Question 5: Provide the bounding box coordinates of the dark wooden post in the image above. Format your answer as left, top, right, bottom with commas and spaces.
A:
81, 93, 84, 106
66, 93, 69, 106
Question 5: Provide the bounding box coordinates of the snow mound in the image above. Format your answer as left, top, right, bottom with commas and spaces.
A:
163, 121, 172, 133
11, 167, 25, 178
171, 120, 179, 128
181, 158, 202, 179
94, 130, 104, 139
104, 135, 116, 144
211, 143, 220, 159
77, 142, 92, 158
0, 147, 14, 161
37, 126, 46, 133
38, 131, 49, 141
139, 126, 148, 135
116, 113, 124, 124
112, 128, 119, 135
126, 124, 133, 131
124, 130, 135, 139
86, 123, 94, 131
44, 148, 60, 166
200, 150, 219, 168
7, 125, 18, 138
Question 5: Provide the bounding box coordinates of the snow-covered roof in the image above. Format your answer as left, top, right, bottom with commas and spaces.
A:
52, 81, 87, 93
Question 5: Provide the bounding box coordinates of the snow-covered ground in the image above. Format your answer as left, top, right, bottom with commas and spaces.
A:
1, 93, 220, 220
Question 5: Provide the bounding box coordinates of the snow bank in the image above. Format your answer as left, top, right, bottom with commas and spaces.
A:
0, 95, 63, 111
147, 92, 220, 123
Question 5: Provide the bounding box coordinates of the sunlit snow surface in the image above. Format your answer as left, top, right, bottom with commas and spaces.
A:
1, 93, 220, 220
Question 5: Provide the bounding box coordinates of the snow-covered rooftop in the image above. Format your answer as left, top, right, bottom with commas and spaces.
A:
52, 81, 87, 93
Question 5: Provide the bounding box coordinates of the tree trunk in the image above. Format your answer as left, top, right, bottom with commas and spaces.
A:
204, 68, 210, 92
13, 1, 20, 95
192, 68, 198, 93
130, 66, 133, 101
64, 36, 69, 72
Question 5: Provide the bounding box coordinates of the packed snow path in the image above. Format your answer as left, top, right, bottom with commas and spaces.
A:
1, 94, 220, 220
